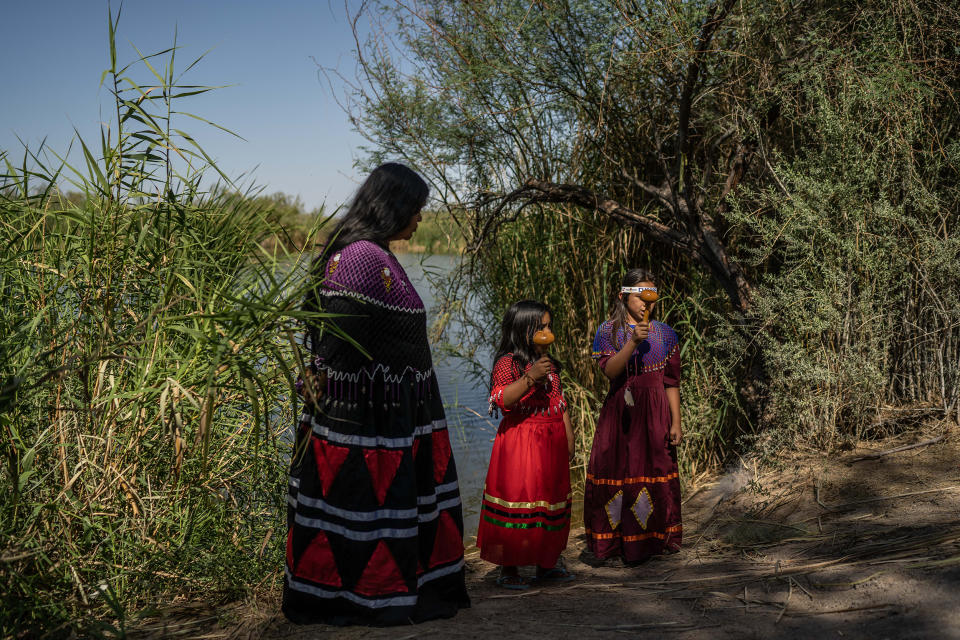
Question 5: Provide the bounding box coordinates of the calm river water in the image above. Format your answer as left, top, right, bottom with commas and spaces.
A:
395, 253, 495, 543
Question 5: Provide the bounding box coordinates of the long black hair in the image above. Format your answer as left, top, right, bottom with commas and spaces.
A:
324, 162, 429, 257
609, 268, 657, 349
304, 162, 429, 316
491, 299, 562, 387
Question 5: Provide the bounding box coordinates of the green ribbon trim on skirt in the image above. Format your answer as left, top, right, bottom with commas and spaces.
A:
482, 513, 569, 531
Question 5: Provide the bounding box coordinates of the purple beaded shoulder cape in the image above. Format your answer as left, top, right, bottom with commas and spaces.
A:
282, 240, 469, 626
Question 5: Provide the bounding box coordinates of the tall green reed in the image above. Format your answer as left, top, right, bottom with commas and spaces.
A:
0, 12, 324, 637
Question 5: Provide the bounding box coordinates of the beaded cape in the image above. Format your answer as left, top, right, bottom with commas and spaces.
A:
591, 320, 679, 376
307, 239, 433, 402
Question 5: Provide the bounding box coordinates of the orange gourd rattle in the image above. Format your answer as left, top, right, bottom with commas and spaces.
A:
622, 286, 659, 322
532, 329, 555, 346
640, 288, 659, 323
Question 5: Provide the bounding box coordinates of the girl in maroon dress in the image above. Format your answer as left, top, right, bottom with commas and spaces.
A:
476, 300, 575, 589
584, 269, 683, 563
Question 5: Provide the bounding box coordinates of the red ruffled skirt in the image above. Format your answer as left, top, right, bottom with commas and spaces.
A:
476, 413, 571, 567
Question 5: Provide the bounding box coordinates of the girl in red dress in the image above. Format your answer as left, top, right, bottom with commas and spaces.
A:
476, 300, 575, 589
584, 269, 683, 563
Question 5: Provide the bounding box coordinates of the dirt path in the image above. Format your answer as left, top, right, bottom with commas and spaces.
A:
136, 421, 960, 639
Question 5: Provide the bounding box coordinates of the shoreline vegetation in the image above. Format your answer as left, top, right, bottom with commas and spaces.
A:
349, 0, 960, 487
0, 16, 318, 637
52, 190, 468, 257
0, 14, 464, 636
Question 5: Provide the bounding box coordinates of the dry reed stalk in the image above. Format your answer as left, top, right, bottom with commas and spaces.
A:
585, 621, 713, 631
815, 484, 960, 512
848, 433, 947, 462
113, 465, 142, 517
487, 589, 544, 599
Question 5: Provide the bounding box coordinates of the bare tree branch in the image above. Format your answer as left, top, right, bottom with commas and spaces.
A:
520, 179, 691, 252
676, 0, 739, 203
480, 178, 754, 313
620, 168, 675, 211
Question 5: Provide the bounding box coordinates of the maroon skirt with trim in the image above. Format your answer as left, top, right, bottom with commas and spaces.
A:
476, 413, 571, 568
584, 375, 682, 561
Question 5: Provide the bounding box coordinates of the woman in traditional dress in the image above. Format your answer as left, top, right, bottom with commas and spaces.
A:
584, 269, 683, 563
476, 300, 575, 588
282, 163, 470, 625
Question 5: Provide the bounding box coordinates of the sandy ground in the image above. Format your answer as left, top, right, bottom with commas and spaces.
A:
133, 419, 960, 639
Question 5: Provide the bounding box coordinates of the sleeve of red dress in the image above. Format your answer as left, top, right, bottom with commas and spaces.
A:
488, 355, 518, 412
595, 354, 613, 372
489, 355, 539, 412
662, 327, 681, 388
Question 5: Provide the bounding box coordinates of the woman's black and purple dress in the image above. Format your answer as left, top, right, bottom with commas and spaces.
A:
282, 240, 470, 625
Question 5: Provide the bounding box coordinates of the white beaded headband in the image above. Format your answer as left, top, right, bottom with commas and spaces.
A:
620, 286, 657, 294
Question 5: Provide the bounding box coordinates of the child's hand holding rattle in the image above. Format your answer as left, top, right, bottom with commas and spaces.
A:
630, 322, 650, 344
527, 356, 553, 383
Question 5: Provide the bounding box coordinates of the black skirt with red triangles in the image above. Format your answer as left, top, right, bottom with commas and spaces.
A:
283, 240, 470, 626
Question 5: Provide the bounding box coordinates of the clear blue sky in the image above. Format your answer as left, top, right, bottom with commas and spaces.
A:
0, 0, 371, 212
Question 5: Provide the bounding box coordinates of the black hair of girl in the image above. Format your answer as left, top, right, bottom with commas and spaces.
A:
304, 162, 429, 323
609, 268, 657, 350
491, 299, 562, 388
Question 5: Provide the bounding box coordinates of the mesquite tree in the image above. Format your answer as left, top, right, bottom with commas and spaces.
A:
342, 0, 960, 442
